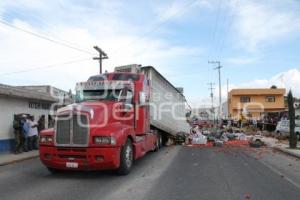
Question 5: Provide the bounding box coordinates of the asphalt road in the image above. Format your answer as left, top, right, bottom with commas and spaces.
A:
0, 146, 299, 200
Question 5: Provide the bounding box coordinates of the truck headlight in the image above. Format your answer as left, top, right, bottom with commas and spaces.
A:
94, 136, 116, 145
40, 136, 53, 143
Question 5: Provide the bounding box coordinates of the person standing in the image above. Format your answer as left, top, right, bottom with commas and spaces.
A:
13, 115, 23, 154
253, 118, 257, 129
28, 116, 39, 150
38, 115, 45, 133
21, 116, 30, 152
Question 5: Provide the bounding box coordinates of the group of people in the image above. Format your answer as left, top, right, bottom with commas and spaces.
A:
13, 114, 45, 154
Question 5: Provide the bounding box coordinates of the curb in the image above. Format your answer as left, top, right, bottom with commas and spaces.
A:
0, 154, 39, 166
273, 146, 300, 159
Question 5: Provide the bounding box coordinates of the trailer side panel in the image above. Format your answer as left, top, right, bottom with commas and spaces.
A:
142, 66, 190, 135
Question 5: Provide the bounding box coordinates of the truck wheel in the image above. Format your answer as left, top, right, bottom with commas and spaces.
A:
118, 139, 133, 175
154, 136, 160, 152
158, 134, 163, 148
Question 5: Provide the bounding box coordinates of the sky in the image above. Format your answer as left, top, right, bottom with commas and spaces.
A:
0, 0, 300, 108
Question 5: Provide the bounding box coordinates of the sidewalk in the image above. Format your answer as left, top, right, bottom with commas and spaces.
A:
0, 150, 39, 166
263, 137, 300, 159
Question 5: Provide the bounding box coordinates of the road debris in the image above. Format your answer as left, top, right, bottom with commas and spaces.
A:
186, 125, 250, 148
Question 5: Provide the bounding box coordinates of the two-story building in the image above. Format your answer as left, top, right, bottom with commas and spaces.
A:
228, 88, 286, 120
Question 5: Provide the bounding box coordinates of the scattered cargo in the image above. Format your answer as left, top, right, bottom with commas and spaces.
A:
186, 126, 250, 147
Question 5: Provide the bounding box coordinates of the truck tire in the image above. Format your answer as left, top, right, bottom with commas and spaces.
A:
154, 135, 160, 152
117, 139, 133, 175
158, 133, 163, 149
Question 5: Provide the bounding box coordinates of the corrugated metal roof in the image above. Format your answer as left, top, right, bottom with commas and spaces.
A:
0, 84, 58, 102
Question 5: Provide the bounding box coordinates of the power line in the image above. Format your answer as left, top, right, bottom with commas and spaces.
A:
112, 0, 199, 55
1, 11, 89, 51
0, 19, 94, 55
212, 1, 230, 60
209, 0, 222, 60
216, 0, 240, 60
0, 58, 91, 76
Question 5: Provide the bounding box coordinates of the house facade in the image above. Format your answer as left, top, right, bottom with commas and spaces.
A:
228, 88, 286, 120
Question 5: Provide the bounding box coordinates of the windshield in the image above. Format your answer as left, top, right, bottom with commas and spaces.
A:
75, 89, 122, 102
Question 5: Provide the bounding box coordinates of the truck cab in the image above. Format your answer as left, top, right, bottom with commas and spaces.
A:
39, 69, 159, 175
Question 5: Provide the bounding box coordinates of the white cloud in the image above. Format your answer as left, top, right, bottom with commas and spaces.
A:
232, 0, 300, 51
228, 68, 300, 97
158, 1, 186, 22
156, 0, 212, 22
225, 56, 258, 65
192, 68, 300, 109
0, 1, 203, 91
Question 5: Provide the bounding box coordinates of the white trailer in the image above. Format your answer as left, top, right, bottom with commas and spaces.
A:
115, 65, 191, 137
141, 66, 190, 135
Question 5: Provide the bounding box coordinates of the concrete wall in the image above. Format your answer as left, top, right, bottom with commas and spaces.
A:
0, 96, 52, 152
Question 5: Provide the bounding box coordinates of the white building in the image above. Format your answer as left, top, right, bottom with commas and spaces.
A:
0, 84, 73, 152
192, 107, 213, 120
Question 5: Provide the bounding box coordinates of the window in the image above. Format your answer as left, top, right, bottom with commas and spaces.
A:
112, 74, 140, 81
266, 96, 275, 102
75, 89, 122, 102
240, 96, 250, 103
125, 90, 133, 105
87, 75, 108, 81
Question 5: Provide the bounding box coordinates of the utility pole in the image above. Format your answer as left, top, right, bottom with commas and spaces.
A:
208, 61, 222, 120
93, 46, 108, 74
208, 82, 215, 122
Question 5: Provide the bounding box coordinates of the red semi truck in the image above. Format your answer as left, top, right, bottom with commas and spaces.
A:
39, 65, 190, 175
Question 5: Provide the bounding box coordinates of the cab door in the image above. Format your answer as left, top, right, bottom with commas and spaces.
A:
120, 89, 134, 127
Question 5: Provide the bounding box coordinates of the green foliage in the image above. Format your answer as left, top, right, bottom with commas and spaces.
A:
288, 90, 297, 148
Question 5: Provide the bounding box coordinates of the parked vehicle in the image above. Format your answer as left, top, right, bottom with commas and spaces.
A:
39, 65, 190, 175
275, 120, 300, 140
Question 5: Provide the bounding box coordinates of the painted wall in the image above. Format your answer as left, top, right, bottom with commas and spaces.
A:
228, 89, 285, 120
0, 96, 52, 152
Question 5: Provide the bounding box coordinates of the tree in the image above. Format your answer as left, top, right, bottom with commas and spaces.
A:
288, 90, 297, 148
270, 85, 277, 89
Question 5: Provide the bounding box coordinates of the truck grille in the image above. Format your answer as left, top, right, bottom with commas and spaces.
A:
73, 115, 89, 145
56, 115, 89, 146
56, 117, 71, 144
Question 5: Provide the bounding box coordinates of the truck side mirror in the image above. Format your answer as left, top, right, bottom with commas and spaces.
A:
124, 103, 133, 112
139, 92, 146, 106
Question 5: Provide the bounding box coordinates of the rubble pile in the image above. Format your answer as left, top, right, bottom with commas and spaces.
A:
186, 125, 250, 148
